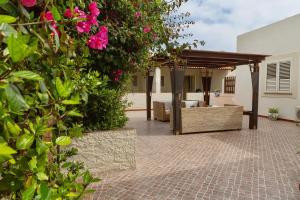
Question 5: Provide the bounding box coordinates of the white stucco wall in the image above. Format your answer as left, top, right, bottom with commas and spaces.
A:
235, 14, 300, 120
126, 93, 236, 110
131, 68, 230, 93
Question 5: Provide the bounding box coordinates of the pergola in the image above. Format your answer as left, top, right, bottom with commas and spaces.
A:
146, 49, 269, 135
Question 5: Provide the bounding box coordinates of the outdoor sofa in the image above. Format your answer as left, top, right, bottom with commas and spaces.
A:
153, 100, 206, 122
153, 101, 171, 122
171, 105, 243, 134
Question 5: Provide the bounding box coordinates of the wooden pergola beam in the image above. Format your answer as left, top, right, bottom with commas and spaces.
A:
180, 50, 267, 61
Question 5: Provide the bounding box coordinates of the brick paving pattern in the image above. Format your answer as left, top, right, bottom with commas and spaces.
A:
88, 112, 300, 200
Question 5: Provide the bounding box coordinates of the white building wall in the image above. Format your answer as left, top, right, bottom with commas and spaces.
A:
235, 14, 300, 120
126, 93, 236, 110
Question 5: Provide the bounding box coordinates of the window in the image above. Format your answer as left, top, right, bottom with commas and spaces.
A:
161, 76, 164, 87
224, 76, 236, 94
279, 61, 291, 92
132, 76, 138, 87
266, 63, 277, 91
266, 60, 291, 93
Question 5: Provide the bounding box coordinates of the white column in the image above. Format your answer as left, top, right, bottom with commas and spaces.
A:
153, 67, 161, 94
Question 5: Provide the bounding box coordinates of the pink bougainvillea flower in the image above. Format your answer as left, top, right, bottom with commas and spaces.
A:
96, 26, 108, 38
87, 35, 102, 50
87, 26, 109, 50
20, 0, 36, 7
87, 14, 99, 26
43, 11, 54, 21
76, 21, 91, 33
64, 8, 73, 18
41, 11, 60, 37
74, 7, 87, 19
143, 26, 151, 33
134, 12, 142, 19
112, 69, 123, 81
89, 2, 100, 16
41, 11, 57, 28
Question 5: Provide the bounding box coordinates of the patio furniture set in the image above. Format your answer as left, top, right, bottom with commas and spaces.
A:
147, 50, 269, 135
153, 100, 243, 133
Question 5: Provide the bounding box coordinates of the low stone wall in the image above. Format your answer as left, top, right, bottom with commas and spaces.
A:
72, 128, 136, 173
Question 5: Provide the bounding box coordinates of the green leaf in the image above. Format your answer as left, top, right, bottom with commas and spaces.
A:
36, 139, 48, 155
55, 136, 71, 146
0, 0, 9, 5
0, 2, 18, 16
62, 95, 80, 105
55, 77, 72, 98
5, 120, 21, 136
5, 83, 29, 113
83, 171, 92, 185
11, 71, 43, 81
19, 4, 30, 20
22, 179, 37, 200
36, 172, 48, 181
7, 33, 35, 62
0, 154, 13, 164
0, 143, 16, 155
39, 182, 51, 200
67, 110, 83, 117
28, 156, 37, 171
65, 192, 79, 197
0, 23, 17, 37
16, 134, 34, 150
8, 158, 16, 164
51, 7, 61, 21
38, 93, 49, 105
0, 15, 16, 23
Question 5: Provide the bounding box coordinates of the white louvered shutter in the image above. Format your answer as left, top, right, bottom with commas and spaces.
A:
279, 61, 291, 92
266, 63, 277, 91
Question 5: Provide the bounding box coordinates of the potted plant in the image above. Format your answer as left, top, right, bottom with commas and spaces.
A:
214, 90, 221, 97
268, 107, 279, 120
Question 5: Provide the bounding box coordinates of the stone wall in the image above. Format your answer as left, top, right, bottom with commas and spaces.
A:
72, 128, 136, 173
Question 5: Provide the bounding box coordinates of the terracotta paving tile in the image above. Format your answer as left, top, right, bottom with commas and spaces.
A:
86, 111, 300, 200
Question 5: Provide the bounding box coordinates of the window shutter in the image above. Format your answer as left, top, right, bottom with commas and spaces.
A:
266, 63, 277, 91
279, 61, 291, 92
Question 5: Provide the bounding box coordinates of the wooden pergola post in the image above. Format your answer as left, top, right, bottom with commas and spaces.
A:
249, 62, 260, 129
146, 70, 153, 121
171, 65, 185, 135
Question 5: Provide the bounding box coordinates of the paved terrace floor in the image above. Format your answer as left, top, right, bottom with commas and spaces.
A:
89, 111, 300, 200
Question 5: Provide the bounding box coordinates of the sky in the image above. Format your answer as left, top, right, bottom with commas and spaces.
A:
178, 0, 300, 51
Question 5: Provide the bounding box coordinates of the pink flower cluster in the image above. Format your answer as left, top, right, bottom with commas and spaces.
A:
112, 69, 123, 81
87, 26, 108, 50
134, 11, 152, 34
22, 1, 108, 51
41, 11, 60, 36
20, 0, 36, 7
64, 2, 108, 50
64, 2, 100, 33
143, 26, 151, 33
134, 12, 142, 19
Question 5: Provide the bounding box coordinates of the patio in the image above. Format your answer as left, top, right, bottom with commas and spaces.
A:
89, 111, 300, 200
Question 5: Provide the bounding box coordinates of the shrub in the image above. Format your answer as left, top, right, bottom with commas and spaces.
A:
268, 107, 279, 114
84, 87, 129, 131
0, 0, 104, 198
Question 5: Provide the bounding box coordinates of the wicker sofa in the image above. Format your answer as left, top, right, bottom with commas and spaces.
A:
154, 100, 205, 122
171, 105, 243, 134
153, 101, 171, 122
